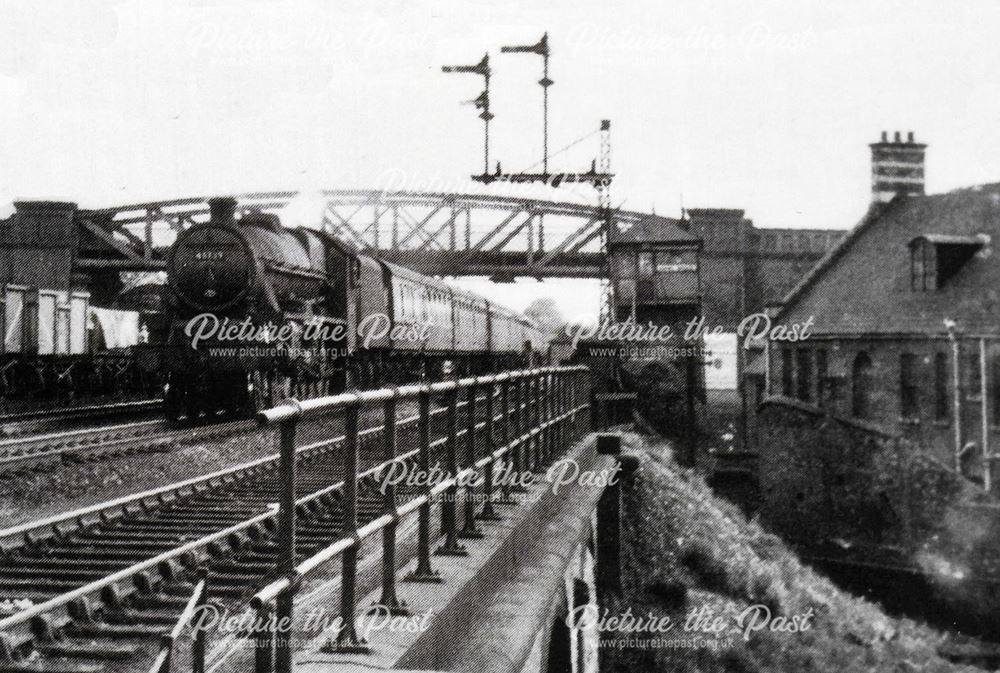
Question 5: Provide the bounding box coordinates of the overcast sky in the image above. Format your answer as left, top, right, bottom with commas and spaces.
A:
2, 0, 998, 320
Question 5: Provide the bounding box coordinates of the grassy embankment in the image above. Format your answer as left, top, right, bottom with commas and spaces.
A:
603, 433, 995, 672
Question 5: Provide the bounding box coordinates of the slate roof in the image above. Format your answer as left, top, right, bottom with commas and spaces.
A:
776, 186, 1000, 336
607, 213, 701, 246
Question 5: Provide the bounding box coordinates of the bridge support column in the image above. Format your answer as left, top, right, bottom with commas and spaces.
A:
594, 434, 638, 598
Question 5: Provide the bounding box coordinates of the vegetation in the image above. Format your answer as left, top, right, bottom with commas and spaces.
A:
620, 359, 695, 437
604, 432, 994, 672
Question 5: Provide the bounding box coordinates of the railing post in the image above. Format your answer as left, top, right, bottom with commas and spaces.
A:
254, 602, 274, 673
329, 402, 367, 652
159, 633, 173, 672
563, 370, 572, 445
569, 370, 579, 439
406, 389, 440, 582
275, 586, 294, 673
542, 371, 555, 465
437, 387, 467, 556
379, 393, 407, 613
460, 381, 483, 538
553, 372, 563, 459
511, 375, 527, 492
479, 378, 501, 521
278, 418, 297, 577
498, 376, 514, 504
510, 375, 520, 474
275, 416, 297, 673
530, 373, 541, 472
192, 567, 208, 673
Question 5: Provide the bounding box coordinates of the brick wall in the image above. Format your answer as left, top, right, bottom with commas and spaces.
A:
756, 397, 1000, 582
766, 336, 1000, 481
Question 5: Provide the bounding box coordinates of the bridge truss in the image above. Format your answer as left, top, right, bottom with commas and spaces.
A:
75, 190, 667, 280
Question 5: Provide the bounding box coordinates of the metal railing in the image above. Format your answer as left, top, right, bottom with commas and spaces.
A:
249, 366, 590, 673
0, 377, 525, 654
147, 568, 209, 673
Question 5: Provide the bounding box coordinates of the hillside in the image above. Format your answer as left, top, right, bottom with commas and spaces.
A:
603, 433, 998, 672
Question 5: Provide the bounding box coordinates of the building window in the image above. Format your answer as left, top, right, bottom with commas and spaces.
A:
934, 352, 949, 420
900, 352, 919, 418
852, 352, 873, 419
796, 349, 812, 402
910, 239, 937, 291
816, 348, 828, 406
993, 356, 1000, 425
967, 350, 982, 399
910, 236, 982, 291
781, 348, 793, 397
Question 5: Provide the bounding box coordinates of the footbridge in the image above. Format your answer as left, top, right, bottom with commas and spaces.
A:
69, 190, 677, 279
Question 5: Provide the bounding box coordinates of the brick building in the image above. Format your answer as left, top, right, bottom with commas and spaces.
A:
684, 208, 841, 330
755, 166, 1000, 487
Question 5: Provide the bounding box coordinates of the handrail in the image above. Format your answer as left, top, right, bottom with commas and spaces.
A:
0, 384, 527, 639
147, 568, 209, 673
259, 367, 581, 425
0, 385, 484, 548
0, 365, 591, 672
247, 365, 592, 673
250, 408, 576, 607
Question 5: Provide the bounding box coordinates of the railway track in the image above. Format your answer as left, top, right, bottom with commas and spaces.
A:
0, 417, 250, 476
0, 390, 489, 672
0, 401, 162, 435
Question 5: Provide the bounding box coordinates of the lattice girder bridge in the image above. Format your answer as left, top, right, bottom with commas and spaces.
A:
73, 190, 674, 280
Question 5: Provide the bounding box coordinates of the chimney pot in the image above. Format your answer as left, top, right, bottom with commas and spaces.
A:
871, 130, 926, 204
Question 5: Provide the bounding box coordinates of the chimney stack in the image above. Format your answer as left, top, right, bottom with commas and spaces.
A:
870, 131, 926, 204
208, 196, 238, 225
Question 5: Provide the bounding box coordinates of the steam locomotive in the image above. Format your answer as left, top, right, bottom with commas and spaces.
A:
162, 197, 548, 420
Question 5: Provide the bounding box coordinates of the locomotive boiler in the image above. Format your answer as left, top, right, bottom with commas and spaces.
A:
162, 196, 547, 420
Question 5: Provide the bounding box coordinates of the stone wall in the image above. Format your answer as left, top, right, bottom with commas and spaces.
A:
756, 396, 1000, 582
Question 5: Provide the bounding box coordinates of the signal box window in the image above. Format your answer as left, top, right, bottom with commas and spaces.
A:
638, 252, 654, 276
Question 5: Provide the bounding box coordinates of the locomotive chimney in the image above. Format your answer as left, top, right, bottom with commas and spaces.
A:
208, 196, 238, 225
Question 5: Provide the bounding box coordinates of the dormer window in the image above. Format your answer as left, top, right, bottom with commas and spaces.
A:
909, 234, 984, 291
